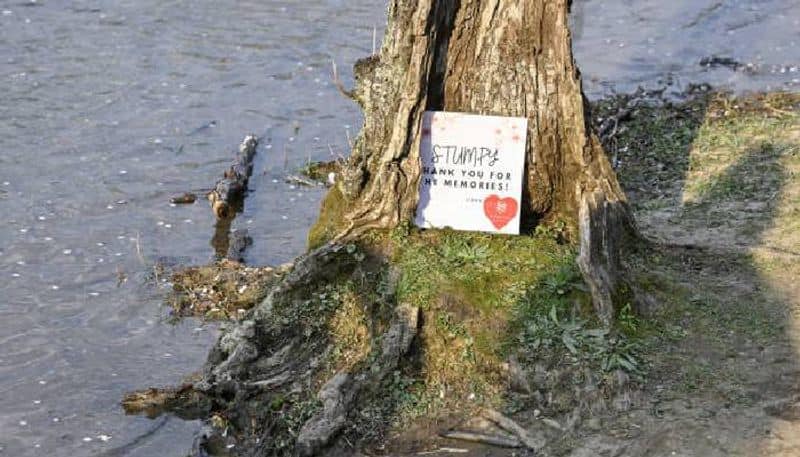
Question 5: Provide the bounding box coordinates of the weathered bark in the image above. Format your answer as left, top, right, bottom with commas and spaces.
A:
124, 2, 638, 455
327, 0, 634, 321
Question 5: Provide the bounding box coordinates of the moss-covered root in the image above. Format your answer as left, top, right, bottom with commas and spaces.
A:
125, 231, 645, 457
295, 304, 419, 456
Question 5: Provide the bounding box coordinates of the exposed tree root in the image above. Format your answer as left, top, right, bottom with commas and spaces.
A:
439, 430, 521, 449
481, 408, 547, 451
296, 304, 419, 456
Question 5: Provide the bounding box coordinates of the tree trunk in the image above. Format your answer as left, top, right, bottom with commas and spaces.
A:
123, 1, 638, 455
323, 0, 634, 321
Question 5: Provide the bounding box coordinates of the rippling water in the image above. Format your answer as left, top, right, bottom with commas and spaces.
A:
0, 1, 797, 456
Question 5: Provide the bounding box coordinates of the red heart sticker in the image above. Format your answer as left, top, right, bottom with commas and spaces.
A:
483, 195, 518, 230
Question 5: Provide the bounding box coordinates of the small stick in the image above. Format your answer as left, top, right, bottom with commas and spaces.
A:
345, 128, 353, 149
331, 59, 355, 99
417, 448, 468, 455
440, 431, 521, 448
540, 417, 565, 432
372, 26, 377, 55
328, 143, 346, 162
134, 231, 143, 263
285, 174, 320, 187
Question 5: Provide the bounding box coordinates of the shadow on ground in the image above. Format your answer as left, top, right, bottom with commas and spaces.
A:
569, 91, 800, 456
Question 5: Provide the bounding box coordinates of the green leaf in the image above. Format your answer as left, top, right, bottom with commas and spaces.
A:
562, 332, 578, 354
549, 305, 559, 324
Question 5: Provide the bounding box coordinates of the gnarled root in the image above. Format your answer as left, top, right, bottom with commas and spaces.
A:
296, 304, 419, 456
124, 243, 421, 456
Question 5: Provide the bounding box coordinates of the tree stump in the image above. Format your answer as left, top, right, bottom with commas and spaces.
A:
124, 1, 638, 455
313, 0, 635, 321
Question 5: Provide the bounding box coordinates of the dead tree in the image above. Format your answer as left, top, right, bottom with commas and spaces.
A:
124, 1, 637, 455
316, 0, 634, 322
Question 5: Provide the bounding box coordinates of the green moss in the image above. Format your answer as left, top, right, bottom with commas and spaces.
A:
378, 225, 643, 422
391, 228, 572, 312
307, 185, 348, 249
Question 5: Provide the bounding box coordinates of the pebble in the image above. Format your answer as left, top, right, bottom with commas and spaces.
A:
63, 249, 72, 254
98, 435, 111, 442
19, 420, 27, 426
51, 285, 59, 290
82, 437, 92, 442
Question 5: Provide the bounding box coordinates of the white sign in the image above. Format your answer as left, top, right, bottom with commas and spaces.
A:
415, 111, 528, 235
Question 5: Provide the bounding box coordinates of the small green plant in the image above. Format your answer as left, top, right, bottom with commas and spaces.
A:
518, 304, 643, 375
534, 219, 568, 242
268, 396, 322, 455
346, 243, 366, 262
439, 236, 489, 265
617, 303, 639, 335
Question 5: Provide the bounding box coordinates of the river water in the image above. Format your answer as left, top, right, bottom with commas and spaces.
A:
0, 1, 797, 456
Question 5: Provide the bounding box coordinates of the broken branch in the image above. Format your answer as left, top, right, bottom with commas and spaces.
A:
207, 135, 258, 219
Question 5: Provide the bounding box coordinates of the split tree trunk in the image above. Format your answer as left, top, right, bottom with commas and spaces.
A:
329, 0, 634, 322
124, 2, 637, 455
